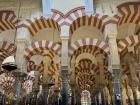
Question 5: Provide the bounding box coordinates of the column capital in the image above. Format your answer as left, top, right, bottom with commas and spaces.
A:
61, 66, 71, 79
104, 24, 117, 38
61, 66, 69, 75
96, 54, 104, 65
108, 33, 117, 39
112, 65, 120, 70
113, 68, 121, 78
60, 36, 69, 40
60, 25, 70, 37
108, 33, 120, 66
16, 27, 31, 45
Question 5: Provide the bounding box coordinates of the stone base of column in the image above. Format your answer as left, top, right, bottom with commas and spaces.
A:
42, 84, 49, 105
113, 69, 122, 105
0, 93, 6, 105
13, 71, 27, 105
54, 89, 60, 105
61, 66, 69, 105
132, 90, 138, 105
30, 89, 39, 105
13, 71, 27, 77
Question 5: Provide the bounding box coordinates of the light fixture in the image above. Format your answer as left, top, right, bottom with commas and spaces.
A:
1, 56, 17, 71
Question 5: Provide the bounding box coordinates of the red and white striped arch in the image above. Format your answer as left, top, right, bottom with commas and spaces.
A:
0, 41, 17, 60
77, 72, 95, 91
69, 38, 109, 56
76, 59, 100, 75
114, 2, 140, 26
64, 6, 86, 26
122, 65, 130, 75
52, 9, 65, 26
27, 60, 60, 76
23, 75, 35, 90
0, 10, 18, 32
23, 75, 35, 82
27, 61, 44, 72
69, 15, 111, 35
24, 40, 61, 60
24, 17, 61, 36
0, 73, 15, 91
117, 35, 140, 53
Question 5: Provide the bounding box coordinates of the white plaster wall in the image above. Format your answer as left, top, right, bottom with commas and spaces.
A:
0, 30, 16, 43
94, 0, 139, 16
52, 0, 85, 14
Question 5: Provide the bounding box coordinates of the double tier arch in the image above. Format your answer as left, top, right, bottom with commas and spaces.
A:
24, 40, 61, 88
114, 2, 140, 39
69, 38, 109, 57
0, 10, 18, 33
23, 15, 62, 43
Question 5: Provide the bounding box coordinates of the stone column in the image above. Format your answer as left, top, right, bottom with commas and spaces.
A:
61, 66, 69, 105
91, 93, 95, 105
96, 94, 99, 105
108, 82, 114, 105
101, 88, 108, 105
60, 25, 69, 105
108, 33, 122, 105
70, 83, 76, 105
16, 27, 31, 72
113, 69, 123, 105
42, 53, 51, 84
124, 52, 139, 105
124, 79, 132, 105
104, 86, 109, 105
96, 54, 107, 105
54, 88, 59, 105
13, 72, 27, 105
41, 84, 49, 105
132, 87, 138, 105
41, 53, 51, 105
76, 92, 81, 105
13, 27, 30, 105
70, 55, 76, 105
31, 71, 40, 105
96, 54, 105, 86
94, 95, 97, 105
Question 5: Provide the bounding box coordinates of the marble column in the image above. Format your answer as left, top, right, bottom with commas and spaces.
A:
132, 87, 138, 105
104, 86, 109, 105
70, 83, 76, 105
16, 27, 31, 73
41, 53, 51, 105
91, 93, 95, 105
94, 95, 97, 105
42, 53, 51, 85
96, 94, 99, 105
61, 66, 69, 105
113, 69, 122, 105
13, 72, 27, 105
13, 27, 30, 105
124, 80, 132, 105
54, 88, 59, 105
124, 52, 139, 105
108, 33, 122, 105
40, 84, 49, 105
96, 54, 105, 86
70, 56, 76, 105
77, 92, 81, 105
101, 88, 108, 105
31, 71, 40, 105
0, 92, 6, 105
